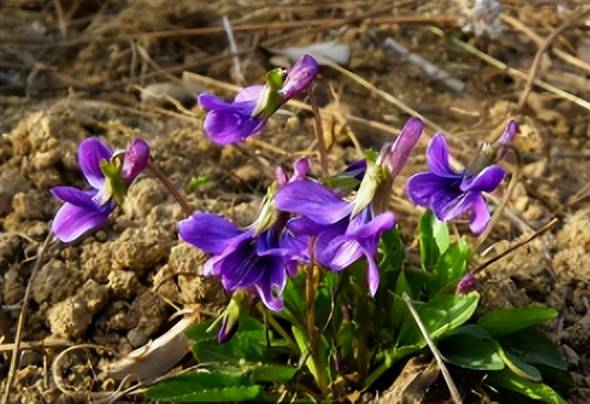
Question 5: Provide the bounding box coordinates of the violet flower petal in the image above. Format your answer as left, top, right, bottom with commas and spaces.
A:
438, 192, 480, 222
275, 180, 352, 224
498, 120, 518, 146
178, 213, 243, 255
234, 85, 264, 103
426, 133, 460, 178
406, 172, 457, 206
51, 202, 113, 243
218, 238, 265, 291
78, 137, 113, 189
198, 93, 234, 111
254, 259, 287, 311
468, 194, 491, 234
203, 110, 266, 145
121, 138, 150, 184
51, 186, 99, 210
292, 157, 310, 181
460, 165, 505, 193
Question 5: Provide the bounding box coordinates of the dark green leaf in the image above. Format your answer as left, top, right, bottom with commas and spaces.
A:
429, 238, 470, 297
419, 210, 449, 271
250, 364, 297, 383
487, 369, 566, 404
396, 292, 479, 349
439, 325, 504, 370
500, 349, 543, 381
186, 319, 274, 364
379, 229, 404, 275
499, 327, 567, 371
146, 371, 262, 402
478, 306, 558, 337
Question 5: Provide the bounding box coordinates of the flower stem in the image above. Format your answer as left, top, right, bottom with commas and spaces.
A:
356, 274, 370, 380
257, 304, 299, 354
306, 238, 327, 394
146, 161, 192, 217
308, 85, 328, 177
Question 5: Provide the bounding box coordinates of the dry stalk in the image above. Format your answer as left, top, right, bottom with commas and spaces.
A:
1, 232, 53, 404
402, 293, 462, 404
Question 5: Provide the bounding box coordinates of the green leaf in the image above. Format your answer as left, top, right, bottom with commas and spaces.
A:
379, 229, 404, 276
186, 319, 273, 364
499, 327, 567, 371
250, 364, 298, 383
397, 291, 480, 349
499, 349, 543, 381
185, 176, 212, 193
487, 369, 566, 404
439, 325, 504, 370
429, 238, 470, 297
478, 306, 558, 337
145, 371, 262, 402
419, 210, 449, 271
292, 326, 330, 387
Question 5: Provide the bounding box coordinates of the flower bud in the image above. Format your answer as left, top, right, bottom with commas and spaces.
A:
278, 54, 320, 100
121, 138, 150, 184
456, 273, 477, 294
378, 117, 424, 177
216, 291, 246, 344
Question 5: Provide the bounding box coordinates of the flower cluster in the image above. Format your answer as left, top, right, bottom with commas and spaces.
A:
49, 53, 518, 344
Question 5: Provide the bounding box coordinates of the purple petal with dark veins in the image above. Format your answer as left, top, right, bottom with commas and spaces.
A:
426, 133, 460, 178
406, 172, 459, 207
438, 191, 480, 222
460, 165, 505, 193
275, 180, 352, 224
203, 109, 266, 145
51, 202, 113, 243
468, 193, 491, 234
178, 213, 242, 255
51, 186, 98, 210
254, 259, 287, 311
78, 137, 112, 190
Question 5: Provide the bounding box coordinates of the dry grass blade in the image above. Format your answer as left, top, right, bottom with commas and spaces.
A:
517, 5, 590, 110
323, 61, 448, 134
431, 27, 590, 111
402, 293, 463, 404
501, 13, 590, 76
1, 232, 53, 404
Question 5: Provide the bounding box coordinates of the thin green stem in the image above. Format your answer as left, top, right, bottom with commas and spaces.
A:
257, 304, 299, 354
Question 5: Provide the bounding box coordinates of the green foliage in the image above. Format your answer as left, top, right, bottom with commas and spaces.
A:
146, 210, 570, 403
419, 210, 449, 271
145, 371, 263, 402
478, 306, 558, 337
487, 369, 567, 404
439, 325, 504, 370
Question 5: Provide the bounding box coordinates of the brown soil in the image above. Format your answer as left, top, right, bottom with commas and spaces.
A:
1, 0, 589, 402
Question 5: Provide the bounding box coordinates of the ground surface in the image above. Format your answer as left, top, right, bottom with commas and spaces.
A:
0, 0, 589, 402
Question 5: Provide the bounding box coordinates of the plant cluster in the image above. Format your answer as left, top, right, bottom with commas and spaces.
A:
50, 55, 570, 403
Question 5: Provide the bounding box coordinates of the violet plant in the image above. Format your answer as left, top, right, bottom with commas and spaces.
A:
48, 56, 569, 403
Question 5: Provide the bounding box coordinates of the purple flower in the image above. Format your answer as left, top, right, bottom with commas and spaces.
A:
276, 180, 394, 296
179, 213, 297, 311
406, 133, 506, 234
198, 55, 319, 145
51, 137, 150, 243
456, 274, 477, 294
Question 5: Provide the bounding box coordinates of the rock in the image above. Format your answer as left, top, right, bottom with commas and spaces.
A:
32, 260, 81, 304
111, 227, 172, 277
3, 267, 25, 305
11, 190, 52, 221
0, 169, 29, 216
107, 270, 138, 299
127, 290, 167, 347
0, 233, 20, 271
47, 279, 110, 338
121, 178, 165, 219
